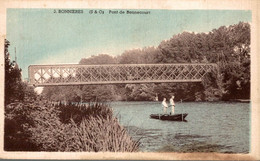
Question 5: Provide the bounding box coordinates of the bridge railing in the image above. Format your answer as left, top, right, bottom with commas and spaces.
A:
28, 63, 218, 86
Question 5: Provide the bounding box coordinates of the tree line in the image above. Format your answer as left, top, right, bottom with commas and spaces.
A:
42, 22, 250, 102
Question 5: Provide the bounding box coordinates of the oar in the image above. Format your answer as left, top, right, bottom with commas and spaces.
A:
180, 99, 183, 121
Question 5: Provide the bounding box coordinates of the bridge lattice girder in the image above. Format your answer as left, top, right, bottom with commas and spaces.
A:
28, 63, 218, 86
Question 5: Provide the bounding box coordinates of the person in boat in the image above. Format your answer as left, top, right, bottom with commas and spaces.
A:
169, 95, 175, 115
162, 98, 168, 114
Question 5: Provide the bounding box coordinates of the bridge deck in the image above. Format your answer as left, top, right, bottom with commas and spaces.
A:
28, 63, 218, 86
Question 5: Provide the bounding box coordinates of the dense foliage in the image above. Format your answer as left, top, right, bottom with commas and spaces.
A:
58, 102, 113, 124
5, 101, 140, 151
29, 102, 139, 152
4, 39, 38, 150
43, 22, 250, 102
5, 100, 39, 151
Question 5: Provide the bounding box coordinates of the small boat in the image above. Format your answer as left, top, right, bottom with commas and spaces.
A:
150, 113, 188, 121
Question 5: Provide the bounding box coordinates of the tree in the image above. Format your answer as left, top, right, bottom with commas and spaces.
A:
79, 54, 117, 65
5, 39, 24, 105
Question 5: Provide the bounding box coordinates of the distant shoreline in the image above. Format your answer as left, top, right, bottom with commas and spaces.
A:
45, 99, 251, 106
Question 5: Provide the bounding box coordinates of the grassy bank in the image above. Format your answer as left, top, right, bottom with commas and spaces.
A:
5, 98, 140, 152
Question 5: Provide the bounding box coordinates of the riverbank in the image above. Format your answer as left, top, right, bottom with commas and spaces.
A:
49, 99, 251, 106
5, 99, 140, 152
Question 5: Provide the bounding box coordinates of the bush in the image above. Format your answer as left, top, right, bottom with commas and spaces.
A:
4, 100, 40, 151
67, 116, 140, 152
5, 99, 140, 152
26, 101, 140, 152
58, 102, 113, 124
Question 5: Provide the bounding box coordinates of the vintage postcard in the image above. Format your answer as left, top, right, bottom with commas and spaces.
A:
0, 0, 259, 160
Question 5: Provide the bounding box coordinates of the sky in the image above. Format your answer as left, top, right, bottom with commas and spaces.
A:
6, 9, 251, 79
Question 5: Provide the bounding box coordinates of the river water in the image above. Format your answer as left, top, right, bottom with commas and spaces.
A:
110, 101, 250, 153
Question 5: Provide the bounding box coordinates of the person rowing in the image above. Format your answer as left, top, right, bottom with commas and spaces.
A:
169, 95, 175, 115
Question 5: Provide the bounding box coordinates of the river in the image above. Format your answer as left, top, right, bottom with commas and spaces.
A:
110, 101, 250, 153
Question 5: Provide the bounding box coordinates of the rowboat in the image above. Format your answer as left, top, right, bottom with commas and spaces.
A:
150, 113, 188, 121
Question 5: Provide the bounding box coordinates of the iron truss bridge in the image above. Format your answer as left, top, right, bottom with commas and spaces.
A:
28, 63, 218, 86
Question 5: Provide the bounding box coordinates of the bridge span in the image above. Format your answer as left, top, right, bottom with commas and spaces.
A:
28, 63, 218, 86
